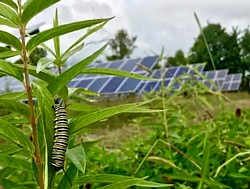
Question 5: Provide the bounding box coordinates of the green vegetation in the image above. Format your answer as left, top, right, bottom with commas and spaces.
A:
0, 1, 250, 189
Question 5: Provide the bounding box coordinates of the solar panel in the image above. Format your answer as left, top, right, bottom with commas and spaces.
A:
119, 58, 141, 72
75, 79, 93, 88
87, 77, 110, 92
100, 76, 126, 94
134, 56, 158, 72
106, 60, 123, 69
221, 74, 242, 91
201, 69, 228, 91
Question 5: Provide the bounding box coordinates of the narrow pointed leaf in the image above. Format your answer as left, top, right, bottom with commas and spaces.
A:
66, 146, 86, 173
62, 43, 84, 62
68, 88, 99, 98
0, 30, 22, 51
82, 68, 158, 81
0, 91, 27, 100
0, 50, 19, 58
0, 99, 29, 117
0, 17, 18, 28
36, 57, 53, 73
0, 60, 23, 81
0, 0, 18, 11
69, 99, 156, 134
62, 21, 107, 57
0, 154, 32, 172
53, 9, 60, 57
21, 0, 59, 24
47, 44, 107, 96
0, 118, 33, 154
26, 18, 112, 52
0, 3, 17, 24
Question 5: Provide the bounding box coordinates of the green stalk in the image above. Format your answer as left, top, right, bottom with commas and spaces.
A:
17, 1, 44, 188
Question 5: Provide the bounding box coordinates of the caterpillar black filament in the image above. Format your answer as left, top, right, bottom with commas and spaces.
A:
50, 103, 71, 186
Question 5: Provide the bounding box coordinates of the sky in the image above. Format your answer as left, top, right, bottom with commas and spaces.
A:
11, 0, 250, 61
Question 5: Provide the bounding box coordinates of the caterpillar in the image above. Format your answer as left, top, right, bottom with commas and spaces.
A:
50, 103, 71, 186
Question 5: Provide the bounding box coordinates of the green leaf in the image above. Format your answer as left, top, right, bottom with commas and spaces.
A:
0, 30, 22, 51
66, 146, 86, 173
21, 0, 60, 24
53, 9, 60, 57
0, 60, 23, 81
0, 118, 33, 154
61, 43, 83, 63
74, 174, 170, 188
68, 88, 99, 98
0, 17, 18, 28
47, 44, 107, 96
0, 154, 32, 172
0, 99, 30, 117
0, 50, 19, 58
36, 57, 53, 73
32, 82, 54, 151
82, 68, 158, 81
33, 82, 55, 184
69, 98, 156, 134
0, 144, 22, 155
62, 21, 108, 58
0, 0, 18, 11
0, 91, 27, 100
57, 164, 78, 189
0, 179, 23, 189
0, 3, 17, 24
67, 103, 99, 112
26, 17, 112, 52
97, 178, 141, 189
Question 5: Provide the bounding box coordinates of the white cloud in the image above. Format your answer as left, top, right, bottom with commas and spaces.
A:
4, 0, 250, 61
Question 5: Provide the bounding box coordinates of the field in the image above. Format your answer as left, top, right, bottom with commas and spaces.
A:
71, 91, 250, 188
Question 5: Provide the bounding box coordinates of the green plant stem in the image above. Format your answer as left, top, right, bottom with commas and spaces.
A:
18, 1, 44, 188
194, 12, 216, 71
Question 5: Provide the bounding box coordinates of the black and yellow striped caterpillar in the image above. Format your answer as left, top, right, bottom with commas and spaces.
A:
50, 103, 71, 186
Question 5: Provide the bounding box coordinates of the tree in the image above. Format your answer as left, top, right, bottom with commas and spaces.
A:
240, 28, 250, 73
15, 47, 47, 66
106, 29, 137, 61
188, 23, 241, 73
167, 50, 187, 66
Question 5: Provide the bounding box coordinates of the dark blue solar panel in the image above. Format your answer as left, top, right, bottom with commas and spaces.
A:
231, 83, 240, 90
100, 77, 126, 93
88, 77, 109, 92
151, 69, 164, 79
95, 63, 109, 68
118, 78, 141, 93
189, 64, 205, 75
68, 80, 79, 87
165, 67, 178, 78
76, 79, 93, 88
176, 67, 189, 76
217, 70, 227, 78
206, 71, 216, 78
107, 61, 123, 69
134, 56, 158, 72
164, 79, 171, 87
120, 58, 140, 71
143, 81, 158, 92
221, 83, 229, 91
233, 74, 241, 81
136, 82, 146, 94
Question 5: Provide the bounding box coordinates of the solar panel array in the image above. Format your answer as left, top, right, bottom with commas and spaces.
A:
0, 56, 243, 95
